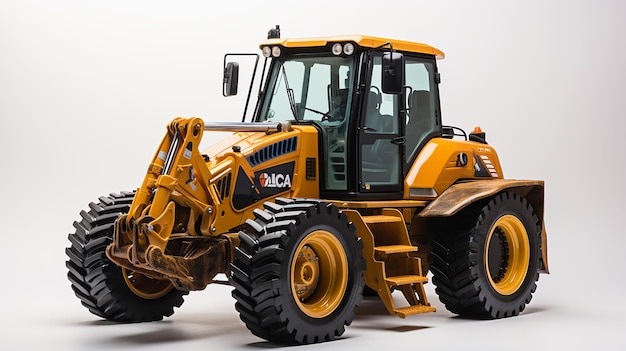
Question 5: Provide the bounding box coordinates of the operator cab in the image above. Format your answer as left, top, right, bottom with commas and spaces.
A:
224, 30, 444, 200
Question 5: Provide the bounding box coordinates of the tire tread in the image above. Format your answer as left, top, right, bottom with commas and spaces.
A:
66, 191, 187, 322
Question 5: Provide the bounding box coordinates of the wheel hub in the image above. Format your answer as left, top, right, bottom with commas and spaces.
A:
290, 230, 348, 318
293, 245, 320, 300
485, 215, 530, 296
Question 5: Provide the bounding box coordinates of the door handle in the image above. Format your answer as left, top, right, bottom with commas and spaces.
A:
391, 137, 406, 145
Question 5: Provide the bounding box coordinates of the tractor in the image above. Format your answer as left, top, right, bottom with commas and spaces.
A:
66, 26, 549, 344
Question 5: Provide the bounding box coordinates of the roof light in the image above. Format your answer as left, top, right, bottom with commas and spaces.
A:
262, 46, 271, 58
343, 43, 355, 55
271, 46, 281, 57
332, 43, 343, 55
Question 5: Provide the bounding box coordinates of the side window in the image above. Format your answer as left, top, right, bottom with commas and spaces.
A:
302, 63, 330, 120
404, 59, 437, 163
330, 66, 351, 120
364, 56, 399, 133
324, 63, 354, 191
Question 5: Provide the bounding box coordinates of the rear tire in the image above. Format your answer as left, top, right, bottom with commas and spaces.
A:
431, 192, 540, 319
65, 191, 187, 322
230, 198, 365, 344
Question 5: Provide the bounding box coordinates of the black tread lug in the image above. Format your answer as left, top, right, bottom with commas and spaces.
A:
262, 201, 284, 213
252, 208, 274, 223
238, 229, 260, 250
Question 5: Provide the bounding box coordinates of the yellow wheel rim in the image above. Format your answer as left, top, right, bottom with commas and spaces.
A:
485, 215, 530, 296
291, 230, 348, 318
122, 268, 173, 299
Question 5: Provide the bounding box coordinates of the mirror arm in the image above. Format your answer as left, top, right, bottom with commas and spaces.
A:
242, 55, 260, 122
222, 53, 261, 122
374, 42, 394, 51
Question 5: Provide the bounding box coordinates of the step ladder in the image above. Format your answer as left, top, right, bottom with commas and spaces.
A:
343, 209, 435, 318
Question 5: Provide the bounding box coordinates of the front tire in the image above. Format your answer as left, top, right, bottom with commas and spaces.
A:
65, 191, 187, 322
431, 192, 541, 319
230, 198, 365, 344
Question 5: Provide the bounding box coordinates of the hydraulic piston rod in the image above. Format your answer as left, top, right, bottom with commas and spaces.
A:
204, 121, 283, 133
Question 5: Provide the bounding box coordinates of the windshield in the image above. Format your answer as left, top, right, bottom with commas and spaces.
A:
258, 55, 355, 124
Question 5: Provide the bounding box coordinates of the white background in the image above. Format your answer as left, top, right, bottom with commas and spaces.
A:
2, 0, 625, 349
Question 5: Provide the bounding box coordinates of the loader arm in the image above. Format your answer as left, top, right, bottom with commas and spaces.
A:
106, 117, 237, 290
126, 117, 217, 240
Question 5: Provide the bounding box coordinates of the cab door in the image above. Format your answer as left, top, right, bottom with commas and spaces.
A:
358, 54, 403, 195
403, 56, 441, 169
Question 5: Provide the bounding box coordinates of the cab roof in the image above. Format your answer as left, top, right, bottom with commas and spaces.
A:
260, 35, 444, 59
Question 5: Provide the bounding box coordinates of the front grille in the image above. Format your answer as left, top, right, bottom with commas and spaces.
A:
215, 173, 232, 201
306, 158, 316, 180
247, 137, 298, 167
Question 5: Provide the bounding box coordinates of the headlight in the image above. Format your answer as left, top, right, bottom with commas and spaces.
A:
271, 46, 281, 57
262, 46, 271, 58
332, 43, 343, 55
343, 43, 355, 55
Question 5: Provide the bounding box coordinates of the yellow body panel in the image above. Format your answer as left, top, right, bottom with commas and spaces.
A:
404, 138, 504, 199
284, 125, 321, 199
200, 124, 320, 235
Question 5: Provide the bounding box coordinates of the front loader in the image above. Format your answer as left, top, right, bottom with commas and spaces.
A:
66, 26, 549, 344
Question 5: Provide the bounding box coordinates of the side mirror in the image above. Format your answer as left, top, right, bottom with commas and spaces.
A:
381, 52, 404, 94
223, 62, 239, 97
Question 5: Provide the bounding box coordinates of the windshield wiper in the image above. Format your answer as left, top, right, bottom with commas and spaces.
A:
281, 65, 299, 120
303, 106, 331, 120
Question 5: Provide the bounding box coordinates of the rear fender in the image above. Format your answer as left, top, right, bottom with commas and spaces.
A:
419, 179, 549, 273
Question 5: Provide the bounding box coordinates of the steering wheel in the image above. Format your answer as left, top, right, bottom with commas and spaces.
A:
303, 106, 332, 121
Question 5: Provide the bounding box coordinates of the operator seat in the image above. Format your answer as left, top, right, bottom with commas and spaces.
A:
364, 90, 382, 128
406, 90, 432, 158
362, 89, 397, 183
